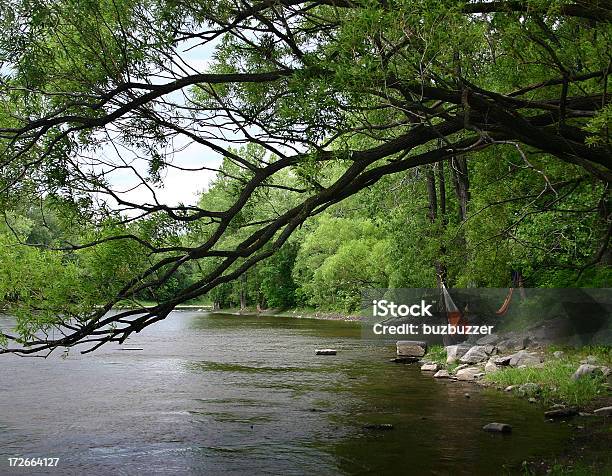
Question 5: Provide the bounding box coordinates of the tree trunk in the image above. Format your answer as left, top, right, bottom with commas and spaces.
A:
240, 273, 247, 310
450, 156, 470, 221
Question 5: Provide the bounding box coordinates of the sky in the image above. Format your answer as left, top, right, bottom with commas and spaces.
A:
103, 39, 223, 209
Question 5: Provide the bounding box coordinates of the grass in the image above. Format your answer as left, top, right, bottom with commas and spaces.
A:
485, 345, 611, 406
426, 344, 447, 365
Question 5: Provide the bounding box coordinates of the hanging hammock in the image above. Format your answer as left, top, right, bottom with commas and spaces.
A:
496, 287, 514, 316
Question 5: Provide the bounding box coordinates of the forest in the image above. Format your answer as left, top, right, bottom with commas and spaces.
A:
0, 0, 610, 353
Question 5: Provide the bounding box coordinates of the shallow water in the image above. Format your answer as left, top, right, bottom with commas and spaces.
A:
0, 312, 570, 475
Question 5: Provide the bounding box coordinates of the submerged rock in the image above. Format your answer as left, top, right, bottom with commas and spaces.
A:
396, 340, 427, 357
315, 349, 337, 355
483, 422, 512, 433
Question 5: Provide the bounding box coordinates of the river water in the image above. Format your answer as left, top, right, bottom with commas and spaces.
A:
0, 311, 570, 475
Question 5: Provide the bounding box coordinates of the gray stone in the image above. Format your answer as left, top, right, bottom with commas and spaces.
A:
484, 359, 499, 374
397, 340, 427, 357
315, 349, 337, 355
476, 333, 500, 346
517, 382, 540, 396
493, 355, 513, 366
433, 369, 451, 379
504, 385, 516, 392
420, 363, 440, 372
508, 350, 542, 368
456, 367, 482, 381
496, 335, 530, 352
483, 422, 512, 433
580, 355, 599, 365
553, 351, 565, 359
445, 344, 471, 364
460, 346, 492, 364
571, 364, 603, 381
593, 406, 612, 417
528, 397, 537, 403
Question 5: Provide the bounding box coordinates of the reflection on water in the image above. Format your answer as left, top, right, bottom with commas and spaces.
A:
0, 312, 569, 475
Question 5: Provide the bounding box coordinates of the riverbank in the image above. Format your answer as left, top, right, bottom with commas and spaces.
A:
415, 342, 612, 475
210, 307, 362, 321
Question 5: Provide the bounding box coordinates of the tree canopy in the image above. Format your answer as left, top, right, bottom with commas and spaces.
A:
0, 0, 610, 354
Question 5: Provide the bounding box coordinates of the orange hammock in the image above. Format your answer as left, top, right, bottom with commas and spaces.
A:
496, 288, 514, 316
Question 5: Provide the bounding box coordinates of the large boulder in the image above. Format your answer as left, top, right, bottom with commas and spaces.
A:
508, 350, 542, 368
456, 367, 482, 381
460, 345, 494, 364
571, 364, 603, 381
445, 344, 471, 364
396, 340, 427, 357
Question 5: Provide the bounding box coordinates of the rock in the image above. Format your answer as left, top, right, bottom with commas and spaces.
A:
528, 397, 537, 403
464, 393, 470, 398
433, 369, 451, 379
580, 355, 599, 365
593, 406, 612, 417
508, 350, 542, 368
476, 333, 500, 346
545, 407, 578, 419
553, 351, 565, 359
517, 383, 540, 396
493, 355, 513, 366
397, 340, 427, 357
363, 423, 394, 430
460, 346, 493, 364
315, 349, 337, 355
390, 357, 419, 363
445, 344, 471, 364
571, 364, 603, 381
420, 363, 440, 372
484, 359, 500, 374
496, 335, 530, 352
483, 422, 512, 433
455, 364, 469, 371
456, 367, 482, 381
504, 385, 516, 392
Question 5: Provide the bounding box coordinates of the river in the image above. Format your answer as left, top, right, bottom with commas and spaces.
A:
0, 311, 571, 475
